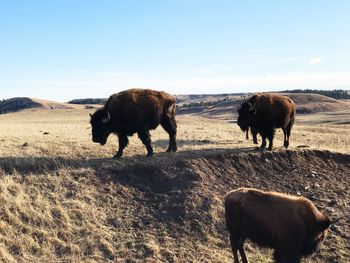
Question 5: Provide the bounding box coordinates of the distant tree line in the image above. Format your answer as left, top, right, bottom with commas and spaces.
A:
177, 97, 231, 109
68, 98, 107, 105
279, 89, 350, 99
67, 89, 349, 108
0, 98, 40, 114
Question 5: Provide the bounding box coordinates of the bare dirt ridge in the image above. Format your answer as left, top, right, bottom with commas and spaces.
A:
0, 149, 348, 262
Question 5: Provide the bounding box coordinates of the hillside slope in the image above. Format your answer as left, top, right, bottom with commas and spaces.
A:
178, 93, 350, 119
0, 149, 348, 262
285, 93, 350, 113
0, 98, 91, 114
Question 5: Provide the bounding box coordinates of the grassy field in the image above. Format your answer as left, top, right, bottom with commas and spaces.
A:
0, 108, 349, 262
0, 109, 349, 158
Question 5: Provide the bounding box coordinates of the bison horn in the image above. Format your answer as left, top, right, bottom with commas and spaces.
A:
89, 113, 93, 118
102, 111, 111, 124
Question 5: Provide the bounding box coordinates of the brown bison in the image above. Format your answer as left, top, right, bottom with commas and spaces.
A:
237, 94, 296, 150
225, 188, 330, 263
90, 89, 177, 158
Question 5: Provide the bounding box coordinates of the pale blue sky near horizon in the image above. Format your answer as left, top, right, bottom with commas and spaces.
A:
1, 1, 349, 102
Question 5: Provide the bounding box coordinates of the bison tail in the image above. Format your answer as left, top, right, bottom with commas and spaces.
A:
289, 111, 295, 128
224, 192, 244, 231
169, 103, 176, 115
290, 108, 295, 120
164, 98, 176, 116
224, 202, 232, 231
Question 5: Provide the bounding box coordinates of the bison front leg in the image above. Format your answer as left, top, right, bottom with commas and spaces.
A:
138, 129, 153, 157
168, 133, 177, 153
267, 136, 274, 151
260, 136, 267, 149
114, 133, 129, 158
248, 126, 258, 144
252, 130, 258, 145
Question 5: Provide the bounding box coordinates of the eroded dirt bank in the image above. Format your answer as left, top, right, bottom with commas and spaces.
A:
0, 149, 349, 262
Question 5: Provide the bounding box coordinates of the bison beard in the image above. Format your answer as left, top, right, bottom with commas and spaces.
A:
237, 93, 296, 150
90, 89, 177, 158
225, 188, 330, 263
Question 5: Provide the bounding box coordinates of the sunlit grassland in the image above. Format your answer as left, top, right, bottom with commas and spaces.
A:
0, 109, 349, 262
0, 109, 349, 159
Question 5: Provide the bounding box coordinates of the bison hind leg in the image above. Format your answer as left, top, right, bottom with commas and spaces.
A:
161, 116, 177, 153
229, 234, 246, 263
137, 129, 153, 157
249, 126, 258, 144
284, 119, 294, 148
238, 244, 248, 263
267, 129, 275, 150
282, 127, 289, 148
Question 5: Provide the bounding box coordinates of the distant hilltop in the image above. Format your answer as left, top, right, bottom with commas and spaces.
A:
68, 98, 107, 105
66, 93, 247, 105
0, 97, 42, 114
0, 89, 349, 115
66, 93, 247, 106
176, 93, 350, 120
279, 89, 350, 100
67, 89, 350, 105
0, 97, 96, 114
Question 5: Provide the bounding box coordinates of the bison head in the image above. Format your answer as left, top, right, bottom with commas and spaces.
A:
301, 215, 330, 256
237, 102, 256, 132
90, 108, 111, 145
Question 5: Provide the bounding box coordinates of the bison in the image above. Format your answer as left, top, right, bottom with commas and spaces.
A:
225, 187, 330, 263
90, 89, 177, 158
237, 94, 296, 150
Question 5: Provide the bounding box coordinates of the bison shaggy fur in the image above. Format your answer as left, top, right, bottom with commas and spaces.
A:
237, 93, 296, 150
90, 89, 177, 158
225, 188, 330, 263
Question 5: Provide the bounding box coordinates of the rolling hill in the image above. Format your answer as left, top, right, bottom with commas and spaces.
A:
0, 98, 96, 114
177, 93, 350, 119
1, 93, 349, 117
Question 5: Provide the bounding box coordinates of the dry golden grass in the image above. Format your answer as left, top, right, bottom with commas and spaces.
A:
0, 108, 349, 262
1, 109, 349, 158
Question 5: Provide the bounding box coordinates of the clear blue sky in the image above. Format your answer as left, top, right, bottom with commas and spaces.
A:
1, 1, 349, 101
